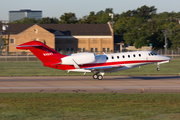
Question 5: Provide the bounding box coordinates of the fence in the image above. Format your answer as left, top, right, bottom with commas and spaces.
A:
0, 52, 39, 61
0, 50, 180, 62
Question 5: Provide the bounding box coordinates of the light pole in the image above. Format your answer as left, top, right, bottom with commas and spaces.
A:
109, 13, 114, 29
0, 24, 8, 55
161, 28, 171, 55
0, 31, 3, 55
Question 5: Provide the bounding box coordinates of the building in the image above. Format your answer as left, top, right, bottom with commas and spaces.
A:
9, 9, 42, 22
114, 35, 125, 52
0, 23, 114, 54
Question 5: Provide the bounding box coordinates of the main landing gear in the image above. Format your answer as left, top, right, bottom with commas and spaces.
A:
93, 72, 104, 80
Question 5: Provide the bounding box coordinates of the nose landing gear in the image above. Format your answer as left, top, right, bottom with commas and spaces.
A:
157, 67, 160, 71
157, 63, 160, 71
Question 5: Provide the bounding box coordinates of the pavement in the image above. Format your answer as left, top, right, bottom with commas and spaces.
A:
0, 76, 180, 93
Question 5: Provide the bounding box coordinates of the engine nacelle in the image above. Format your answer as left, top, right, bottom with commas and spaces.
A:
61, 53, 96, 65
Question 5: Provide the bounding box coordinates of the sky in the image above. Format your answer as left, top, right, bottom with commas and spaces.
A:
1, 0, 180, 21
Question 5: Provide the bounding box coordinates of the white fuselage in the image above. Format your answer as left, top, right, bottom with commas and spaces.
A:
91, 51, 170, 72
66, 51, 170, 73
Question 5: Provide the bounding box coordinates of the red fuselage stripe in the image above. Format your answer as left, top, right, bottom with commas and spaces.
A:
46, 60, 165, 70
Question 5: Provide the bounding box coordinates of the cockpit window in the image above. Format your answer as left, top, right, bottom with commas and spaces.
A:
152, 52, 157, 55
149, 52, 157, 56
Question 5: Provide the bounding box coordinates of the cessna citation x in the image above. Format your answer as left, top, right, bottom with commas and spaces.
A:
16, 41, 171, 80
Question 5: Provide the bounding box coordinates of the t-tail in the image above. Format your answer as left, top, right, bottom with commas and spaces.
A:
16, 41, 67, 66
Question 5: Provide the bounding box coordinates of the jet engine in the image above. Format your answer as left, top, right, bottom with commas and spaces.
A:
61, 53, 96, 65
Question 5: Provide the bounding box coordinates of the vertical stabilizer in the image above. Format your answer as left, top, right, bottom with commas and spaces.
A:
16, 41, 67, 64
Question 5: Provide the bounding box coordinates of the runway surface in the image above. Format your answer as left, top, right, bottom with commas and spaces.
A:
0, 76, 180, 93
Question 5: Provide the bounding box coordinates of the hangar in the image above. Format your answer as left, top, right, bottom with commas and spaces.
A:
0, 22, 114, 54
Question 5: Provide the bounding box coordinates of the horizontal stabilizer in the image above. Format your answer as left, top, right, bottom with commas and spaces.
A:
16, 45, 42, 49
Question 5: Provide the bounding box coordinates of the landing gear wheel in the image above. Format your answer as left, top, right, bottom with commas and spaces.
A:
97, 75, 103, 80
93, 74, 98, 79
157, 68, 160, 71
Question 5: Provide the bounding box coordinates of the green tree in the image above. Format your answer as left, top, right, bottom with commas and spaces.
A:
6, 6, 180, 49
136, 5, 156, 18
96, 8, 113, 23
114, 17, 128, 34
78, 16, 89, 23
78, 11, 97, 24
37, 17, 59, 24
0, 38, 8, 50
134, 37, 148, 49
60, 12, 77, 24
87, 11, 97, 23
11, 17, 37, 24
167, 23, 180, 49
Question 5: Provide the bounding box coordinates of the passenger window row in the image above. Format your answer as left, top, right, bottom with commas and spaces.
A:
106, 54, 141, 60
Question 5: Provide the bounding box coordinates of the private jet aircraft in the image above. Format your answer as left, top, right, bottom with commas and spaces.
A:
16, 41, 171, 80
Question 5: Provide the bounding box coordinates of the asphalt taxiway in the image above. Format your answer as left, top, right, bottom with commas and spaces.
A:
0, 76, 180, 93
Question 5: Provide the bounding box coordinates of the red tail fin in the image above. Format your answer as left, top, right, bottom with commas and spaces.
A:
16, 41, 67, 64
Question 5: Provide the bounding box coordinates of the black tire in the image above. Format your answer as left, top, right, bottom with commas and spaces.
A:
98, 75, 103, 80
157, 68, 160, 71
93, 74, 98, 79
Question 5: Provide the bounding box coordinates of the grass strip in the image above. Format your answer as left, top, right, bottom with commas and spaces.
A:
0, 59, 180, 76
0, 93, 180, 120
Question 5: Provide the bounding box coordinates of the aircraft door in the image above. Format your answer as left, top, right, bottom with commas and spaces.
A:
146, 53, 150, 60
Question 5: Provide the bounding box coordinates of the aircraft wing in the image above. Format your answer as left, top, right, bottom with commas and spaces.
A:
84, 65, 123, 71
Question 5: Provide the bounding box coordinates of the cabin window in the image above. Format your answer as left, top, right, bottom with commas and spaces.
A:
112, 56, 114, 59
128, 55, 130, 58
139, 54, 141, 57
117, 56, 119, 59
133, 54, 136, 57
106, 57, 108, 60
122, 55, 125, 58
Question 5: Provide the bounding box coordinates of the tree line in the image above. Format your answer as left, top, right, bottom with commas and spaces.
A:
10, 5, 180, 49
